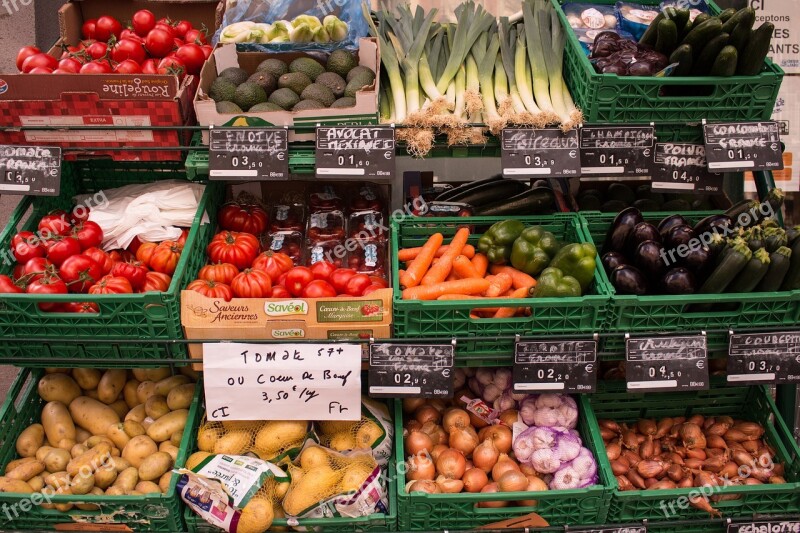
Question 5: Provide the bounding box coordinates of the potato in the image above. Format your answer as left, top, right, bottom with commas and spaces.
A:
44, 449, 71, 473
197, 426, 221, 452
170, 430, 184, 448
93, 463, 117, 489
178, 366, 200, 381
136, 381, 157, 404
158, 442, 179, 463
158, 471, 172, 493
41, 401, 76, 449
69, 396, 121, 436
123, 420, 146, 438
86, 436, 114, 449
135, 480, 161, 494
132, 368, 171, 382
213, 430, 251, 455
125, 404, 146, 424
35, 446, 57, 462
254, 421, 308, 458
138, 452, 173, 482
166, 383, 195, 411
66, 443, 112, 476
145, 395, 170, 420
75, 487, 103, 510
38, 374, 82, 405
147, 409, 189, 443
154, 375, 191, 397
45, 368, 69, 374
75, 427, 91, 444
109, 399, 130, 420
6, 460, 45, 481
238, 497, 274, 533
83, 389, 100, 400
122, 436, 157, 468
185, 451, 211, 471
142, 417, 155, 430
97, 370, 127, 405
105, 486, 126, 496
72, 369, 102, 391
69, 472, 94, 495
107, 423, 130, 450
108, 457, 131, 473
70, 444, 88, 459
16, 424, 45, 458
44, 471, 70, 489
28, 475, 44, 492
5, 457, 37, 474
123, 379, 141, 409
113, 467, 138, 491
222, 421, 253, 431
0, 477, 34, 493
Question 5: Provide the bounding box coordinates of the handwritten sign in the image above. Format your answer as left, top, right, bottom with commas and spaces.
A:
652, 143, 723, 194
500, 128, 581, 177
626, 335, 708, 392
203, 342, 361, 421
368, 343, 454, 398
513, 339, 597, 393
727, 521, 800, 533
0, 145, 61, 196
580, 126, 654, 176
703, 121, 784, 172
572, 528, 646, 533
209, 127, 289, 181
315, 126, 394, 180
728, 331, 800, 384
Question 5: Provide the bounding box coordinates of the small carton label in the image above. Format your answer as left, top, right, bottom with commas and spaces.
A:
317, 299, 383, 323
272, 328, 306, 339
264, 300, 309, 317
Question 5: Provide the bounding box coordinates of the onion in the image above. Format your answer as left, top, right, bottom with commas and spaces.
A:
519, 476, 548, 506
491, 453, 520, 481
406, 420, 422, 432
472, 439, 500, 473
477, 483, 508, 508
499, 409, 519, 427
519, 462, 540, 477
420, 422, 447, 445
497, 470, 528, 492
449, 427, 479, 456
407, 454, 435, 481
405, 430, 434, 457
443, 409, 471, 433
462, 467, 489, 493
436, 448, 467, 480
453, 368, 466, 390
430, 444, 448, 462
415, 405, 441, 425
479, 425, 513, 454
469, 411, 490, 429
606, 442, 622, 461
403, 398, 426, 414
430, 399, 448, 412
435, 475, 464, 493
407, 480, 440, 494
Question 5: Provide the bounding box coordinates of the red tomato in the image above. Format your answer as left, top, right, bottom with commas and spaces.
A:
302, 279, 337, 298
59, 254, 103, 293
207, 231, 259, 270
16, 46, 41, 71
154, 23, 176, 37
177, 229, 189, 247
145, 28, 175, 58
134, 241, 157, 267
120, 29, 143, 43
285, 267, 314, 297
309, 261, 336, 281
0, 274, 24, 294
38, 212, 72, 237
149, 241, 182, 275
175, 43, 204, 75
198, 263, 239, 285
110, 260, 148, 290
132, 9, 156, 37
86, 42, 108, 60
52, 68, 75, 74
88, 275, 133, 294
111, 39, 145, 64
94, 16, 123, 41
218, 203, 268, 235
157, 56, 185, 76
369, 275, 389, 288
252, 251, 292, 281
200, 44, 213, 59
108, 250, 134, 264
174, 20, 193, 38
29, 67, 53, 74
184, 28, 208, 45
72, 221, 103, 250
142, 271, 172, 292
276, 272, 288, 287
80, 60, 113, 74
114, 59, 142, 74
62, 301, 99, 313
329, 268, 357, 295
270, 285, 291, 298
12, 231, 45, 263
44, 236, 81, 266
141, 59, 159, 74
345, 273, 371, 296
21, 53, 58, 73
27, 275, 68, 311
186, 279, 233, 301
83, 247, 114, 275
21, 257, 54, 283
231, 269, 272, 298
57, 57, 82, 73
81, 19, 97, 39
12, 264, 24, 281
173, 38, 185, 49
362, 283, 385, 296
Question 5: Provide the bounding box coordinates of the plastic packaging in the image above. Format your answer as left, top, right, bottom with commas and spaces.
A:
305, 239, 345, 267
348, 210, 386, 242
264, 231, 303, 264
617, 2, 661, 40
270, 203, 305, 233
348, 183, 386, 213
347, 239, 387, 278
307, 210, 346, 241
660, 0, 708, 20
563, 3, 618, 31
309, 184, 345, 212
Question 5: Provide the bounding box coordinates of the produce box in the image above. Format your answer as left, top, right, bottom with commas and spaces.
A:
194, 38, 379, 143
0, 368, 203, 532
391, 214, 613, 364
568, 180, 732, 213
589, 383, 800, 522
0, 161, 222, 365
556, 0, 784, 123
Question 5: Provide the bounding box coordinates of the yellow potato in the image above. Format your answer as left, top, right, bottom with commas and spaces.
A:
108, 456, 131, 473
197, 426, 221, 452
28, 475, 44, 492
104, 486, 125, 496
71, 369, 102, 391
69, 472, 94, 495
254, 421, 308, 458
83, 388, 100, 400
41, 401, 76, 449
136, 381, 157, 405
132, 368, 171, 383
158, 442, 179, 463
138, 452, 173, 481
185, 451, 211, 471
106, 424, 130, 450
112, 467, 138, 491
154, 375, 191, 397
213, 430, 251, 455
124, 404, 146, 424
135, 480, 161, 494
66, 443, 112, 476
5, 457, 38, 474
122, 435, 157, 469
108, 399, 129, 420
123, 420, 146, 438
69, 397, 121, 436
158, 471, 172, 493
238, 497, 274, 533
166, 383, 195, 411
75, 427, 91, 444
0, 477, 34, 493
44, 471, 70, 490
93, 463, 117, 489
97, 370, 127, 405
35, 446, 57, 462
85, 436, 114, 449
123, 379, 141, 409
6, 460, 45, 481
146, 409, 188, 443
38, 374, 81, 405
170, 430, 184, 447
16, 424, 45, 458
142, 417, 155, 430
75, 487, 103, 510
299, 446, 331, 471
43, 449, 71, 473
145, 395, 170, 420
70, 444, 88, 459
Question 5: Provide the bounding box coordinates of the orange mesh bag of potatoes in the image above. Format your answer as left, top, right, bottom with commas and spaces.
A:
196, 419, 314, 464
315, 397, 393, 466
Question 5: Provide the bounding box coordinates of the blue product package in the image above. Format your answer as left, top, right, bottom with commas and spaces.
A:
562, 2, 619, 32
617, 2, 661, 40
660, 0, 709, 20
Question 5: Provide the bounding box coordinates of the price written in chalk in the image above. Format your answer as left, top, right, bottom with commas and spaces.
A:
727, 331, 800, 384
727, 521, 800, 533
626, 335, 708, 392
368, 343, 454, 398
202, 342, 362, 421
513, 339, 597, 393
0, 145, 61, 196
315, 126, 395, 180
652, 143, 723, 194
703, 121, 784, 172
500, 128, 581, 178
208, 128, 289, 181
580, 126, 654, 176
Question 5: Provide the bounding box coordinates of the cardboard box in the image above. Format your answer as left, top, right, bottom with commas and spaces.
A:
182, 288, 392, 369
194, 38, 380, 143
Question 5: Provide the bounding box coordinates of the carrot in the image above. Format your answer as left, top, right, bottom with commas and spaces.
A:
446, 271, 459, 282
400, 233, 443, 289
452, 255, 481, 279
484, 273, 513, 297
437, 294, 482, 301
402, 278, 490, 301
491, 287, 530, 318
398, 244, 476, 262
471, 253, 489, 277
489, 265, 537, 290
421, 228, 470, 286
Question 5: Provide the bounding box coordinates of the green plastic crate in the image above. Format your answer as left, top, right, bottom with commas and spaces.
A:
391, 214, 612, 362
557, 0, 784, 124
392, 397, 611, 529
0, 162, 222, 365
582, 212, 800, 333
0, 368, 203, 531
589, 383, 800, 522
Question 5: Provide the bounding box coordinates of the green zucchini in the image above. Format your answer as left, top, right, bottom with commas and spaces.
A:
473, 186, 555, 216
700, 240, 752, 293
726, 199, 760, 225
708, 231, 727, 258
435, 175, 504, 201
763, 227, 787, 252
665, 7, 690, 30
785, 225, 800, 244
640, 12, 666, 46
756, 246, 792, 291
681, 18, 723, 53
444, 179, 527, 206
747, 226, 764, 251
692, 13, 711, 26
655, 18, 679, 55
729, 12, 755, 54
728, 247, 770, 292
751, 187, 785, 226
717, 8, 737, 22
670, 44, 694, 76
711, 46, 738, 76
760, 218, 780, 229
780, 238, 800, 291
737, 22, 774, 75
693, 33, 729, 75
722, 7, 755, 34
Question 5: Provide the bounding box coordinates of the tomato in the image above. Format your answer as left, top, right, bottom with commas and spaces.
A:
109, 250, 134, 264
52, 68, 76, 74
21, 53, 58, 73
111, 39, 145, 64
86, 42, 108, 60
276, 272, 288, 287
270, 285, 291, 298
198, 263, 239, 285
252, 251, 292, 281
44, 236, 81, 266
0, 275, 24, 294
16, 46, 41, 71
141, 59, 159, 75
345, 273, 371, 296
57, 57, 82, 73
157, 56, 185, 76
186, 279, 233, 302
12, 231, 45, 263
150, 241, 182, 275
110, 260, 148, 290
27, 275, 68, 311
369, 275, 389, 288
72, 220, 103, 250
22, 257, 55, 283
361, 283, 385, 296
29, 67, 54, 74
59, 254, 103, 293
114, 59, 142, 74
177, 229, 189, 247
200, 44, 213, 59
231, 269, 272, 298
145, 28, 175, 58
302, 279, 337, 298
95, 16, 123, 41
329, 268, 357, 295
184, 28, 208, 45
218, 202, 268, 235
175, 43, 205, 75
174, 20, 193, 38
120, 29, 143, 43
285, 267, 314, 297
83, 247, 114, 275
80, 60, 113, 74
88, 275, 133, 294
38, 212, 71, 237
207, 231, 259, 270
132, 9, 156, 37
134, 242, 157, 267
62, 301, 99, 313
309, 261, 336, 282
142, 271, 172, 292
81, 19, 97, 39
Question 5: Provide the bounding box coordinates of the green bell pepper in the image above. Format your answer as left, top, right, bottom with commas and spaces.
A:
510, 226, 561, 276
532, 267, 581, 297
477, 220, 525, 264
548, 242, 597, 293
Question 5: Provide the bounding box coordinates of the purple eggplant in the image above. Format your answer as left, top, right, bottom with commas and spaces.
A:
625, 222, 661, 256
679, 246, 712, 279
603, 207, 643, 254
660, 267, 697, 295
602, 251, 629, 275
665, 224, 696, 250
658, 214, 689, 239
611, 265, 649, 295
635, 240, 667, 277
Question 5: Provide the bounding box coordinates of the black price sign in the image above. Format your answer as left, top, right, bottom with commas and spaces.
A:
652, 143, 723, 194
500, 128, 581, 178
0, 145, 61, 196
209, 128, 289, 181
703, 121, 784, 172
727, 521, 800, 533
513, 339, 597, 393
368, 343, 454, 398
573, 528, 646, 533
727, 331, 800, 384
316, 126, 395, 180
580, 125, 654, 176
626, 335, 708, 392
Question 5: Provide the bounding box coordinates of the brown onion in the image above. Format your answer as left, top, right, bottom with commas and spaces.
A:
479, 425, 512, 454
599, 419, 622, 433
462, 468, 489, 493
442, 408, 470, 434
687, 414, 705, 426
407, 480, 440, 494
684, 458, 704, 470
403, 398, 426, 414
499, 409, 519, 427
420, 422, 447, 445
769, 475, 786, 485
611, 460, 629, 476
706, 435, 727, 449
644, 477, 659, 488
406, 420, 422, 432
639, 437, 655, 460
655, 417, 674, 438
704, 417, 716, 430
686, 447, 707, 460
706, 448, 724, 458
741, 440, 760, 453
436, 448, 467, 480
518, 476, 548, 506
449, 427, 479, 456
405, 430, 434, 457
616, 475, 633, 491
724, 429, 749, 443
720, 461, 740, 479
742, 478, 763, 485
472, 439, 500, 473
407, 454, 436, 481
469, 412, 490, 429
435, 475, 464, 493
415, 405, 441, 425
636, 460, 665, 478
519, 462, 539, 477
702, 455, 727, 473
650, 479, 677, 490
492, 454, 520, 481
497, 470, 528, 492
621, 450, 642, 466
695, 471, 720, 488
477, 483, 508, 508
706, 422, 731, 437
681, 423, 706, 449
733, 422, 764, 438
430, 444, 449, 462
622, 430, 639, 449
667, 452, 684, 465
730, 449, 754, 467
606, 442, 622, 461
600, 427, 617, 441
637, 419, 657, 436
678, 475, 694, 488
626, 470, 646, 489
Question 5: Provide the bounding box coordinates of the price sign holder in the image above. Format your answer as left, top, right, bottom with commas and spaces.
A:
727, 520, 800, 533
315, 126, 395, 180
571, 527, 647, 533
625, 333, 709, 392
703, 120, 784, 172
0, 145, 61, 196
580, 125, 655, 176
500, 128, 581, 178
652, 142, 723, 194
727, 330, 800, 384
368, 340, 454, 398
208, 127, 289, 181
513, 335, 598, 393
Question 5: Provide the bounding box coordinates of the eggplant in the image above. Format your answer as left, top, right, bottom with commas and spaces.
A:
680, 246, 712, 278
665, 224, 696, 250
610, 265, 649, 295
602, 252, 629, 275
625, 222, 661, 256
634, 240, 667, 277
603, 207, 643, 254
693, 214, 733, 237
660, 267, 697, 295
658, 214, 689, 239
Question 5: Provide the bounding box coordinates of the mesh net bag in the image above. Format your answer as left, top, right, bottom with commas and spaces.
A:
197, 419, 314, 463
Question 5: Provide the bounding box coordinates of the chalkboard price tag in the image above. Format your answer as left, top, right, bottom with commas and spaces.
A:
500, 128, 581, 178
652, 143, 723, 194
0, 145, 61, 196
727, 521, 800, 533
573, 527, 646, 533
513, 339, 597, 393
368, 343, 454, 398
727, 331, 800, 384
626, 335, 708, 392
316, 126, 395, 180
703, 121, 784, 172
580, 125, 654, 176
209, 128, 289, 181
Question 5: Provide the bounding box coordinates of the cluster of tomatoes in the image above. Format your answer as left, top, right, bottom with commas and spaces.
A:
0, 208, 187, 312
16, 10, 209, 76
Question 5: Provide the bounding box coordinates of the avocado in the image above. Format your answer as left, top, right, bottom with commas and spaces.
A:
289, 57, 325, 81
215, 101, 244, 114
257, 58, 288, 78
293, 99, 325, 111
233, 82, 268, 111
577, 194, 603, 211
300, 83, 335, 107
345, 65, 375, 84
661, 199, 692, 211
208, 77, 237, 103
330, 97, 356, 108
606, 182, 636, 205
600, 200, 628, 213
268, 88, 300, 110
344, 75, 373, 98
278, 72, 312, 95
315, 72, 346, 98
632, 198, 661, 211
326, 49, 356, 78
247, 72, 277, 96
249, 102, 284, 112
219, 67, 249, 86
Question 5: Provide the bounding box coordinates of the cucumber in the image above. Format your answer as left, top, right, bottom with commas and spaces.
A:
692, 13, 711, 26
728, 11, 755, 54
700, 240, 752, 293
726, 199, 759, 226
752, 187, 785, 225
665, 7, 690, 34
780, 238, 800, 290
756, 246, 792, 291
445, 179, 527, 206
655, 19, 679, 55
681, 18, 693, 40
681, 18, 723, 54
728, 248, 770, 292
473, 186, 555, 216
670, 44, 694, 76
710, 45, 738, 76
434, 174, 504, 201
763, 227, 787, 252
722, 7, 755, 34
693, 33, 729, 75
738, 22, 774, 75
717, 8, 737, 23
640, 12, 666, 46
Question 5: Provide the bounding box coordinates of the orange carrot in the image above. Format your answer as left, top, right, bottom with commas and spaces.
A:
471, 253, 489, 277
452, 255, 481, 279
489, 265, 537, 290
446, 271, 459, 282
399, 244, 475, 262
400, 233, 443, 289
491, 287, 530, 318
437, 294, 482, 301
402, 278, 490, 301
421, 228, 470, 286
484, 272, 513, 297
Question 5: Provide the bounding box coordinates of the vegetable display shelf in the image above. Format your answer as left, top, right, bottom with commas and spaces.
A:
0, 368, 203, 531
0, 161, 222, 366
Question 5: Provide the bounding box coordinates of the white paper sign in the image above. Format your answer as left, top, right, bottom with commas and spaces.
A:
203, 343, 362, 421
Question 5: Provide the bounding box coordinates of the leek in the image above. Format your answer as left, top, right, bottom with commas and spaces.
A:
499, 20, 528, 114
363, 4, 407, 122
454, 64, 466, 119
419, 53, 444, 102
523, 1, 555, 118
514, 29, 541, 115
478, 33, 501, 121
435, 2, 494, 94
548, 4, 573, 125
494, 55, 508, 106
